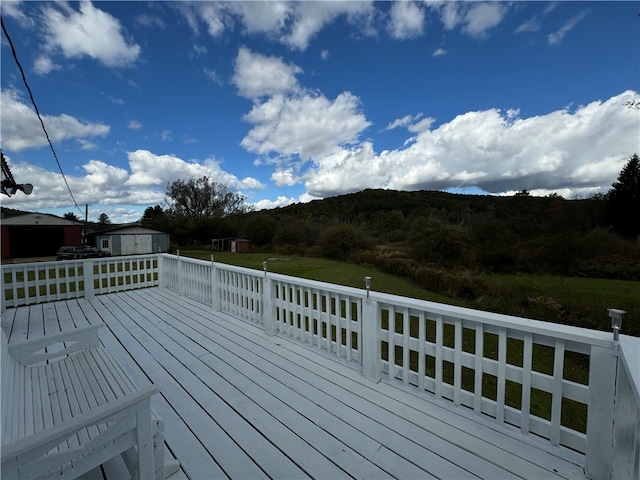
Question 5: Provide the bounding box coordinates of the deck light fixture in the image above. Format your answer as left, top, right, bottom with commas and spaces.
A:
364, 276, 372, 303
262, 260, 268, 275
608, 308, 626, 343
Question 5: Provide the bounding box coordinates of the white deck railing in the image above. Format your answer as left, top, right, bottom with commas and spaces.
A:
1, 254, 159, 308
2, 252, 638, 479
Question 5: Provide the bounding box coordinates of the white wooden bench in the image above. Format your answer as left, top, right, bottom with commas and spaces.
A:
1, 325, 168, 480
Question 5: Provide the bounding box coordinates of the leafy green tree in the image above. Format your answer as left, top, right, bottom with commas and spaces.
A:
98, 213, 111, 224
140, 205, 169, 229
319, 225, 373, 260
167, 176, 250, 221
607, 154, 640, 238
244, 215, 277, 246
63, 212, 80, 222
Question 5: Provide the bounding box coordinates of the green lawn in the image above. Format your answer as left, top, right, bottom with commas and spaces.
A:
179, 250, 459, 304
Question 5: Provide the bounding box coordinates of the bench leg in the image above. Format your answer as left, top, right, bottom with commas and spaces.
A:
135, 401, 155, 480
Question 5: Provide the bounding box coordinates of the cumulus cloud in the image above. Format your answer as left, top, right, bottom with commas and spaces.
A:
300, 91, 640, 198
33, 55, 61, 75
432, 48, 447, 57
40, 1, 141, 68
233, 48, 301, 99
387, 1, 425, 40
235, 49, 370, 162
1, 149, 265, 213
128, 119, 142, 130
241, 92, 371, 161
0, 89, 109, 151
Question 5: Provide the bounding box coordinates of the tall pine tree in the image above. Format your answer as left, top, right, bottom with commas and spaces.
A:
607, 153, 640, 238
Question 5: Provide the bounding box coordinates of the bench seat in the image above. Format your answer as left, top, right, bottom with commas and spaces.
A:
1, 328, 166, 480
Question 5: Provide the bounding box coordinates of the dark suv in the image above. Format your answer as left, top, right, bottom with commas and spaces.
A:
56, 245, 111, 261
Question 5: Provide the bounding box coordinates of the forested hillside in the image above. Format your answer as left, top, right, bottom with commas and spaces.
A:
155, 188, 637, 281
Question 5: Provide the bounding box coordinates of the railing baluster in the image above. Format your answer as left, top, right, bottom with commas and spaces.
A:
454, 318, 462, 406
435, 314, 443, 398
402, 307, 409, 386
474, 324, 484, 414
496, 328, 507, 424
550, 339, 565, 447
418, 311, 426, 392
521, 333, 533, 435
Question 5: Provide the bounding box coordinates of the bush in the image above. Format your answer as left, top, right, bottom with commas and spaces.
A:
319, 225, 374, 260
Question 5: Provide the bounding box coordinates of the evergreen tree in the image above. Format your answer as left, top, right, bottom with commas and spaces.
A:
607, 154, 640, 238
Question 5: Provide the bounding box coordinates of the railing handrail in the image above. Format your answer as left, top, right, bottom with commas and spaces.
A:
164, 254, 612, 348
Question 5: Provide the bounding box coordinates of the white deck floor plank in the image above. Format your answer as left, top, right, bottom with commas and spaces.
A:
139, 288, 567, 479
105, 291, 342, 480
135, 290, 478, 479
2, 287, 588, 480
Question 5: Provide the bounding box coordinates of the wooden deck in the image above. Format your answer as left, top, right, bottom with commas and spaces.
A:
2, 287, 588, 479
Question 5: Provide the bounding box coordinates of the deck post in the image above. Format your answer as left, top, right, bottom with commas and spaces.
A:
262, 270, 276, 336
83, 259, 95, 301
361, 277, 381, 383
585, 343, 617, 480
211, 256, 220, 311
177, 250, 184, 296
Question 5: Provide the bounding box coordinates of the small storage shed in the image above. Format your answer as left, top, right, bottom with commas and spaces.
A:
94, 225, 169, 256
1, 213, 83, 259
212, 238, 250, 253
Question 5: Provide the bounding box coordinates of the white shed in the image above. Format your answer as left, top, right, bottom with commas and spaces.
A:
94, 225, 169, 255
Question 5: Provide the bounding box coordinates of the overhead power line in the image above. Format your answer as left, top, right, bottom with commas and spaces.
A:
1, 15, 82, 213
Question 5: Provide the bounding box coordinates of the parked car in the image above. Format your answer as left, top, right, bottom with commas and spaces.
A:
56, 245, 111, 261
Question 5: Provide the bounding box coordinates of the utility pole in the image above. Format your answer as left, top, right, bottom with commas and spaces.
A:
84, 204, 88, 245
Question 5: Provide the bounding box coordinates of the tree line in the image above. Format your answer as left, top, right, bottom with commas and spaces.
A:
141, 155, 640, 282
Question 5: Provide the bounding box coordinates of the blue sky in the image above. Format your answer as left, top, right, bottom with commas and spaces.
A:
1, 1, 639, 223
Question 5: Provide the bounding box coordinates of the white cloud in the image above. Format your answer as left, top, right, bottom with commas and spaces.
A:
462, 3, 507, 38
514, 18, 540, 34
299, 91, 640, 198
233, 48, 301, 99
432, 48, 447, 57
548, 10, 589, 45
1, 0, 34, 28
203, 67, 223, 85
33, 55, 61, 75
40, 1, 141, 68
177, 1, 375, 51
271, 168, 300, 187
388, 1, 424, 40
383, 114, 422, 131
321, 50, 330, 60
241, 92, 371, 161
128, 120, 143, 130
430, 2, 507, 38
235, 49, 370, 161
0, 89, 109, 151
2, 147, 266, 215
161, 130, 173, 142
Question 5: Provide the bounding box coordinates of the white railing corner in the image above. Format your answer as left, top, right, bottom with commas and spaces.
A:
585, 343, 617, 480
